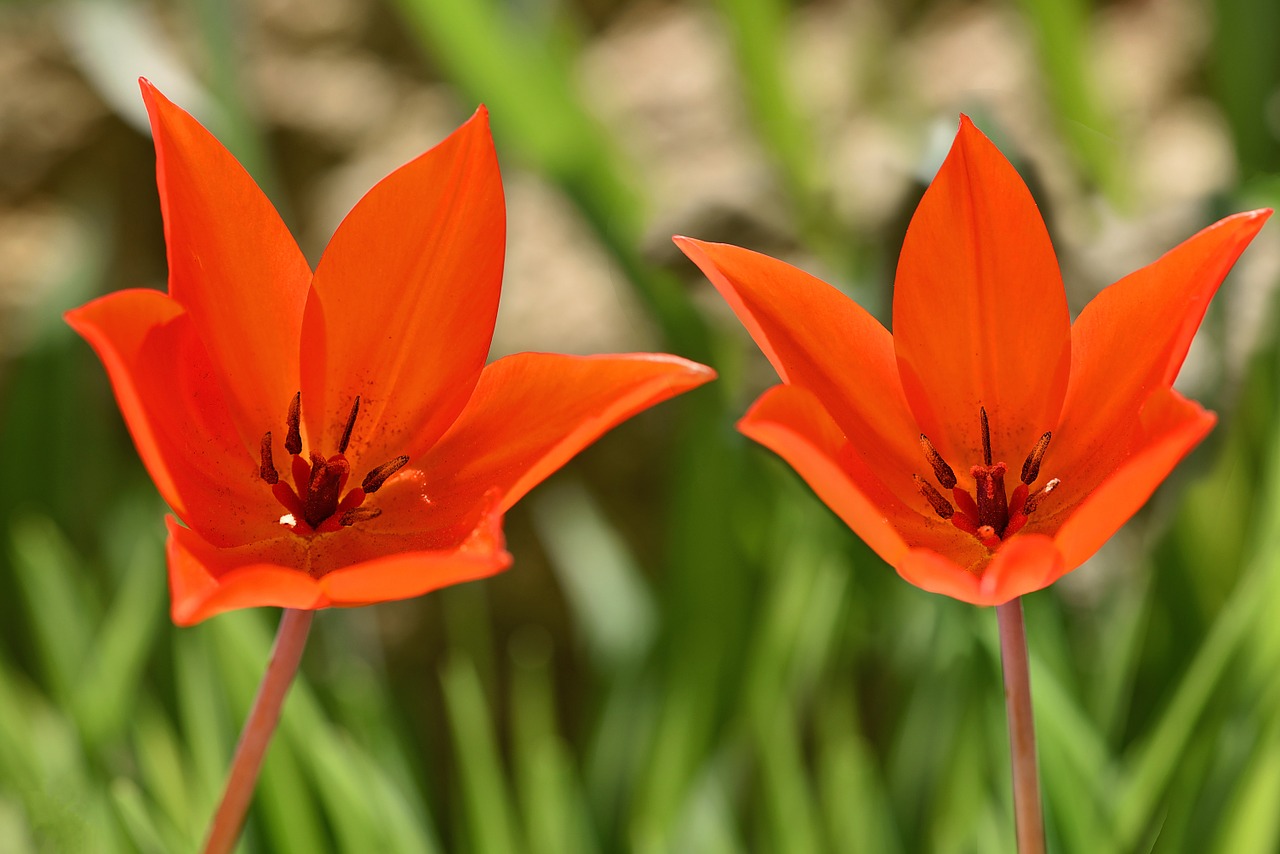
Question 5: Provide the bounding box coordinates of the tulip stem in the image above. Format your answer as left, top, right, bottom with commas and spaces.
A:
201, 608, 313, 854
997, 597, 1045, 854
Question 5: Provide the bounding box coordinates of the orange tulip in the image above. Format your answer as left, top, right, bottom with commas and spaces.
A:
677, 116, 1269, 605
68, 81, 713, 625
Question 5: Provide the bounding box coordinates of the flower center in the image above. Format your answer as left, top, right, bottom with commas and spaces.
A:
257, 392, 409, 535
912, 407, 1060, 550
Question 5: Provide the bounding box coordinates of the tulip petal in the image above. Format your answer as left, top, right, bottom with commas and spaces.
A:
897, 533, 1063, 606
141, 80, 312, 454
1053, 210, 1269, 490
67, 289, 283, 547
674, 237, 924, 508
741, 383, 937, 567
393, 352, 714, 522
892, 117, 1071, 468
1050, 388, 1216, 570
300, 107, 504, 469
317, 510, 512, 605
166, 519, 320, 626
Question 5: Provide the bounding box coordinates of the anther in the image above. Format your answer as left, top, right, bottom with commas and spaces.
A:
980, 406, 993, 466
362, 455, 410, 494
285, 392, 303, 455
1023, 478, 1060, 514
338, 396, 360, 455
919, 434, 957, 489
914, 474, 954, 519
340, 507, 382, 527
259, 432, 279, 484
1021, 431, 1052, 485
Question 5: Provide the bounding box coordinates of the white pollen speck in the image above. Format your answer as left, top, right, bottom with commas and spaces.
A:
279, 513, 297, 528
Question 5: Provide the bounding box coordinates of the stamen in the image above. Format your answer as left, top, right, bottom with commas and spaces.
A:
1022, 478, 1060, 515
914, 474, 954, 519
259, 432, 278, 484
1021, 431, 1052, 485
338, 396, 360, 455
980, 406, 992, 466
340, 507, 382, 527
285, 391, 303, 455
362, 455, 410, 493
919, 434, 957, 489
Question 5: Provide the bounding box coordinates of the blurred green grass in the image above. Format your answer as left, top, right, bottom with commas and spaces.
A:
2, 0, 1280, 851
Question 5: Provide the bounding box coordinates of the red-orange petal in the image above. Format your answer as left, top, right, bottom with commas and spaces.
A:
401, 352, 714, 520
897, 533, 1064, 606
674, 236, 923, 509
1052, 210, 1269, 490
1050, 388, 1215, 570
738, 384, 910, 566
740, 383, 989, 568
140, 80, 312, 454
166, 518, 319, 626
67, 289, 283, 547
892, 117, 1071, 468
318, 510, 512, 605
299, 107, 504, 469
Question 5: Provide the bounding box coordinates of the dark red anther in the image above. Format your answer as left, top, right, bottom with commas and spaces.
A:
980, 406, 993, 466
285, 392, 303, 455
362, 455, 410, 493
1021, 431, 1052, 485
919, 434, 957, 489
340, 507, 382, 526
1022, 478, 1060, 515
914, 474, 954, 519
338, 396, 360, 455
259, 432, 279, 484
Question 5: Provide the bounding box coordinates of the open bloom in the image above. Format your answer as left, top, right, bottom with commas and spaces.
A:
677, 116, 1269, 605
68, 81, 713, 625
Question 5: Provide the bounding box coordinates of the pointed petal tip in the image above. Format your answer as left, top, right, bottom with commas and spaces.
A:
672, 234, 712, 256
467, 103, 491, 129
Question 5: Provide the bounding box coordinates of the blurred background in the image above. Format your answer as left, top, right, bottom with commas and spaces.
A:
3, 0, 1280, 850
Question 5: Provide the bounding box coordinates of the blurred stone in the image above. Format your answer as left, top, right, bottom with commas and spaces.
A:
1134, 101, 1235, 206
1093, 0, 1207, 117
0, 7, 106, 196
254, 0, 368, 43
498, 171, 653, 356
0, 203, 84, 355
253, 48, 401, 147
579, 3, 783, 252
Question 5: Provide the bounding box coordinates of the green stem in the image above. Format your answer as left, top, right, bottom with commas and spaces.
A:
201, 608, 313, 854
997, 598, 1045, 854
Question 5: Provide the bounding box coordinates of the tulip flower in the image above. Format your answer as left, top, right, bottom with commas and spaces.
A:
676, 117, 1268, 607
67, 81, 713, 854
678, 115, 1268, 853
67, 81, 713, 627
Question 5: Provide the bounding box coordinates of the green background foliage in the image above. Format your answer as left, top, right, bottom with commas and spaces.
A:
1, 0, 1279, 850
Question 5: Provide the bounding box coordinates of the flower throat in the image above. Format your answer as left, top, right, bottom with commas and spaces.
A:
257, 392, 409, 534
913, 408, 1059, 550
